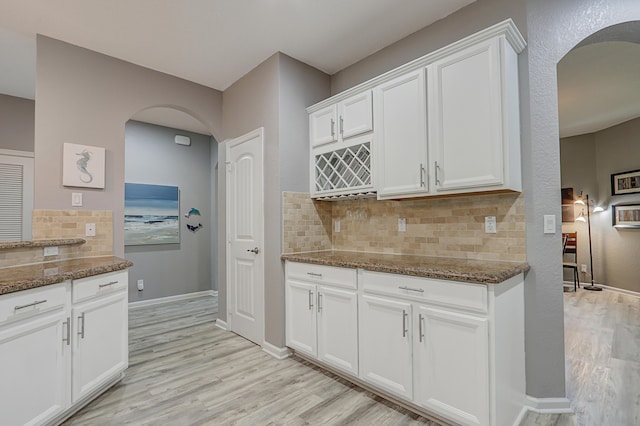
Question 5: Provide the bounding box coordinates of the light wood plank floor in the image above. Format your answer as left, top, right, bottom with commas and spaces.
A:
521, 289, 640, 426
63, 297, 438, 426
64, 289, 640, 426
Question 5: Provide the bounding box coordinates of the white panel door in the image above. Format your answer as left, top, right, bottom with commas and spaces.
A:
0, 311, 69, 426
359, 294, 413, 399
72, 291, 128, 403
226, 128, 264, 345
429, 38, 504, 192
317, 286, 358, 375
310, 104, 338, 147
414, 305, 490, 426
285, 279, 317, 357
375, 69, 428, 199
339, 90, 373, 140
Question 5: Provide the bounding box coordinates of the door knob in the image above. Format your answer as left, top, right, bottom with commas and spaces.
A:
247, 247, 259, 254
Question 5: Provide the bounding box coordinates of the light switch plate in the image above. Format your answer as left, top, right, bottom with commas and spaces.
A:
543, 215, 556, 234
72, 192, 83, 207
398, 218, 407, 232
485, 216, 497, 234
85, 223, 96, 237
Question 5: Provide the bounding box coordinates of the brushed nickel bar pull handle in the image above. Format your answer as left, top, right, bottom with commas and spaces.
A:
331, 119, 335, 139
99, 281, 118, 288
340, 116, 344, 136
435, 161, 441, 186
307, 272, 322, 277
317, 292, 322, 313
63, 317, 71, 346
14, 299, 47, 310
308, 289, 314, 310
78, 313, 86, 339
419, 314, 425, 343
420, 164, 425, 187
398, 286, 425, 293
402, 310, 408, 337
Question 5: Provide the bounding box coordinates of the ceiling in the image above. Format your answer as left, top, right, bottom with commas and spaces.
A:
558, 41, 640, 138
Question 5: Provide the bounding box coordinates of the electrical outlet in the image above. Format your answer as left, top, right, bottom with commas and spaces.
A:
335, 219, 341, 233
485, 216, 497, 234
581, 264, 587, 273
398, 217, 407, 232
137, 280, 144, 291
44, 246, 59, 256
85, 223, 96, 237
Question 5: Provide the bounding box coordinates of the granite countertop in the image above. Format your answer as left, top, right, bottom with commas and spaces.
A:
281, 251, 530, 284
0, 238, 87, 250
0, 256, 133, 295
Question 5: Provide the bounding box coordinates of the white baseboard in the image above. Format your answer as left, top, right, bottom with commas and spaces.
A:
524, 396, 572, 414
129, 290, 215, 309
563, 281, 640, 298
215, 318, 228, 330
262, 342, 290, 360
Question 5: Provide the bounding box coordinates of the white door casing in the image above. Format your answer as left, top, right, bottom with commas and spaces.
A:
226, 128, 265, 346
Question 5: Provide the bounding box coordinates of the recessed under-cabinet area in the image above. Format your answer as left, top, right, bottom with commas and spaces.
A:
283, 255, 528, 426
307, 19, 525, 200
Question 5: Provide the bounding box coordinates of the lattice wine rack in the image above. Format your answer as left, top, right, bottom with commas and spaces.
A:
314, 142, 372, 193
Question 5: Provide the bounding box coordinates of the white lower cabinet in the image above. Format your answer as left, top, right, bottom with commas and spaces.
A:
285, 262, 526, 426
414, 305, 490, 426
72, 290, 128, 403
285, 262, 358, 375
358, 294, 413, 399
0, 283, 70, 426
0, 269, 129, 426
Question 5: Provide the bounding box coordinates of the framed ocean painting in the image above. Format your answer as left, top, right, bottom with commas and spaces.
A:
124, 183, 180, 245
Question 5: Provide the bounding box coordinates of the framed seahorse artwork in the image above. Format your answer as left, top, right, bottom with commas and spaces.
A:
62, 143, 106, 189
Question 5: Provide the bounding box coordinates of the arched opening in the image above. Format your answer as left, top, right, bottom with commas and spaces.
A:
555, 20, 640, 422
123, 105, 219, 311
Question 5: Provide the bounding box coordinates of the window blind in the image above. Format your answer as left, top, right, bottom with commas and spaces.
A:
0, 162, 23, 241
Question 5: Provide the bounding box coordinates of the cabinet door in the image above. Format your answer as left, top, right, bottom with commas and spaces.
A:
429, 38, 504, 192
359, 294, 413, 399
285, 279, 317, 357
310, 104, 338, 148
339, 90, 373, 140
375, 69, 428, 199
414, 305, 489, 426
72, 291, 128, 403
0, 311, 69, 426
317, 286, 358, 375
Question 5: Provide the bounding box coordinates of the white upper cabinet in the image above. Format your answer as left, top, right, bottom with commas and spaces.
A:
309, 91, 372, 148
375, 69, 428, 199
428, 36, 521, 194
307, 19, 525, 201
310, 104, 338, 148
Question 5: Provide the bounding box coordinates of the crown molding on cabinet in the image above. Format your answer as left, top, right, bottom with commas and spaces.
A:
307, 18, 526, 114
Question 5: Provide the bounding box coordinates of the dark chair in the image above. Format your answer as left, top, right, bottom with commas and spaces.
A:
562, 232, 580, 291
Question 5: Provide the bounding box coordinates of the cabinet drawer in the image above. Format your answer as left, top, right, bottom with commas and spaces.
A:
361, 270, 487, 314
0, 282, 68, 325
286, 261, 357, 290
72, 271, 128, 303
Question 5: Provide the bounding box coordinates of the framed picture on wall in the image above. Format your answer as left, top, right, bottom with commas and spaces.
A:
611, 169, 640, 196
561, 187, 575, 222
612, 204, 640, 228
124, 183, 180, 245
62, 143, 106, 189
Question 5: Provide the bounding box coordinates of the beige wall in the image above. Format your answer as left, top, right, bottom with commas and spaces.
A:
34, 36, 223, 258
562, 116, 640, 292
0, 94, 34, 152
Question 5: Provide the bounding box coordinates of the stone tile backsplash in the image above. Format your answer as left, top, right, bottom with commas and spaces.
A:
283, 192, 526, 262
0, 210, 114, 268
